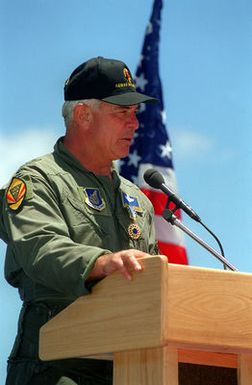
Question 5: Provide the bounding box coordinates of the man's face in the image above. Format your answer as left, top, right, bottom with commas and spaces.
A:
89, 101, 139, 162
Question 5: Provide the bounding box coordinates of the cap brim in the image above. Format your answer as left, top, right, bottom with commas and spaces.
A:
101, 92, 158, 106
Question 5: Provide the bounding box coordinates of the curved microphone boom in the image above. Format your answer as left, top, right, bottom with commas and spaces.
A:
143, 168, 201, 222
143, 168, 238, 271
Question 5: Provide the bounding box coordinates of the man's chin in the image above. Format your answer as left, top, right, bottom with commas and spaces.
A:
116, 147, 131, 159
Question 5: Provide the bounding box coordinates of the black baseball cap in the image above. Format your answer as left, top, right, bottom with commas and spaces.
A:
64, 56, 158, 106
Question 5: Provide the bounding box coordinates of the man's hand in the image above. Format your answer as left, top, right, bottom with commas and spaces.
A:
87, 249, 151, 282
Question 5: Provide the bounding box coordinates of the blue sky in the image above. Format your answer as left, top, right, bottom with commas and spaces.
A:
1, 0, 252, 381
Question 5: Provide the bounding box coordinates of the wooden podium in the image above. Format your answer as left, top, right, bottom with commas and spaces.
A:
39, 256, 252, 385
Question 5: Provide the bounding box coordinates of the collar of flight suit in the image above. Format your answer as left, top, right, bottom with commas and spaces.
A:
53, 137, 121, 190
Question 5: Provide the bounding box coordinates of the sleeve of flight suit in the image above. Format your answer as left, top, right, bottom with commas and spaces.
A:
3, 170, 112, 298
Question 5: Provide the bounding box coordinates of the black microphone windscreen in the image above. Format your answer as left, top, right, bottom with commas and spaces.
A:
143, 169, 164, 189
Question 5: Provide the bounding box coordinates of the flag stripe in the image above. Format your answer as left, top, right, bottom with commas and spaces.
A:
141, 188, 182, 219
154, 215, 184, 244
158, 241, 188, 264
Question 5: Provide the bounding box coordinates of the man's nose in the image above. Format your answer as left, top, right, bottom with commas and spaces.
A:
128, 112, 139, 131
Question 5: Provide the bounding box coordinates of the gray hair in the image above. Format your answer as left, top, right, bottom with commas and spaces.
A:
62, 99, 101, 128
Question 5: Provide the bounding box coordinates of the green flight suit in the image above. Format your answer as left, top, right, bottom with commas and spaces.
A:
1, 137, 158, 385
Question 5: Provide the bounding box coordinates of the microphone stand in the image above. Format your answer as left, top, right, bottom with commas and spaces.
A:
162, 209, 238, 272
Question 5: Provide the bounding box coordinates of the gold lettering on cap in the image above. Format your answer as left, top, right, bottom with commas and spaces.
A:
115, 82, 136, 89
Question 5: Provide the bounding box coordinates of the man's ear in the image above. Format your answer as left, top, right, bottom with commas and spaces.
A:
73, 103, 91, 124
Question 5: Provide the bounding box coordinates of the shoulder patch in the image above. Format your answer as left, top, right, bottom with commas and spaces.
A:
6, 177, 27, 211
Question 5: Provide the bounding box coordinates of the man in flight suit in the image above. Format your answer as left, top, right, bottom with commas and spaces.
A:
0, 56, 159, 385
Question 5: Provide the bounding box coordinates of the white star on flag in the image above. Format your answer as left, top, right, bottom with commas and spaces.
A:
135, 73, 148, 91
146, 22, 153, 34
160, 141, 173, 159
128, 150, 141, 168
161, 109, 167, 124
138, 103, 146, 114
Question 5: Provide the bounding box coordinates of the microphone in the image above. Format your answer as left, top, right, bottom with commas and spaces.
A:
143, 168, 201, 222
143, 168, 237, 271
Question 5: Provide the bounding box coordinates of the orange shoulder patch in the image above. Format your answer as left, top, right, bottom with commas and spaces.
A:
6, 177, 27, 211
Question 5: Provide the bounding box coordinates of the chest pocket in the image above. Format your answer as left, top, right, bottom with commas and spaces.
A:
61, 190, 118, 248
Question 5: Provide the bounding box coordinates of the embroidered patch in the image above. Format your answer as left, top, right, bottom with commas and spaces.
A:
84, 188, 105, 211
6, 177, 27, 211
121, 192, 143, 219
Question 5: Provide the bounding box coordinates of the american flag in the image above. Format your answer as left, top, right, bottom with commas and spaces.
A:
119, 0, 188, 264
